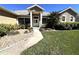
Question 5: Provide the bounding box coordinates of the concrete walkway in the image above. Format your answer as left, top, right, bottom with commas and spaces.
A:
0, 28, 43, 55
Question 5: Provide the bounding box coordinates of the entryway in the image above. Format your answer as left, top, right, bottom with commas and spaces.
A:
33, 16, 39, 27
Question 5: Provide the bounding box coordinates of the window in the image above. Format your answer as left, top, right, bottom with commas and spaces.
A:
18, 18, 24, 25
70, 16, 73, 21
62, 16, 65, 21
18, 18, 30, 25
25, 18, 30, 24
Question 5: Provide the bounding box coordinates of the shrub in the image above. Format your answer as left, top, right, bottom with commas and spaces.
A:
18, 24, 30, 29
0, 24, 19, 31
0, 26, 8, 37
64, 22, 79, 30
0, 24, 31, 37
55, 22, 79, 30
19, 25, 25, 29
12, 24, 20, 30
54, 23, 66, 30
25, 24, 30, 29
0, 24, 20, 37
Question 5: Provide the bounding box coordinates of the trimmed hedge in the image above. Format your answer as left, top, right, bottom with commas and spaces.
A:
55, 22, 79, 30
63, 22, 79, 24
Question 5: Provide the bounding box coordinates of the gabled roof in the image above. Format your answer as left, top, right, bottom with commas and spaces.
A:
59, 7, 78, 14
27, 4, 44, 11
15, 6, 79, 16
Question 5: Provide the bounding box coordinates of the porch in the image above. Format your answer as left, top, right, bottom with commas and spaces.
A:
17, 4, 47, 28
17, 11, 42, 28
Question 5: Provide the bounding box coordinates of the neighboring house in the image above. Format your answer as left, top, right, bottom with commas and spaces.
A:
0, 4, 78, 28
59, 7, 78, 22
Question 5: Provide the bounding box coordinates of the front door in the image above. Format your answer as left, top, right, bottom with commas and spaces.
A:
33, 16, 39, 27
33, 15, 39, 27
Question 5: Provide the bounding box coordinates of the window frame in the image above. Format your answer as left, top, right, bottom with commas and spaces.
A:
61, 16, 66, 22
70, 16, 75, 22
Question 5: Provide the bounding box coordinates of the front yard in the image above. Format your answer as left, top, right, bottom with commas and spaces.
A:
21, 30, 79, 55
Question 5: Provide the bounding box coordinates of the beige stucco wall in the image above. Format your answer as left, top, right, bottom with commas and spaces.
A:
59, 11, 76, 22
0, 15, 18, 25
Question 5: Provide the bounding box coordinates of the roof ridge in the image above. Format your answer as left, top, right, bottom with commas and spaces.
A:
59, 7, 78, 14
27, 4, 44, 10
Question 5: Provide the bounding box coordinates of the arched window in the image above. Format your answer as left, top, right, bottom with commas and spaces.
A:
62, 16, 65, 21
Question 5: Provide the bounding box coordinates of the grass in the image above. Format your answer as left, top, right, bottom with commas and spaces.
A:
21, 30, 79, 55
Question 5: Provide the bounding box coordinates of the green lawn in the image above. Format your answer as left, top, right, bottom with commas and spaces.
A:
21, 30, 79, 55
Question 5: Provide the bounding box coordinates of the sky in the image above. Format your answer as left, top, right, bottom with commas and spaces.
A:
0, 4, 79, 13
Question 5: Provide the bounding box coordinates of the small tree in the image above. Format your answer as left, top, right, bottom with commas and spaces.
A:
46, 11, 60, 29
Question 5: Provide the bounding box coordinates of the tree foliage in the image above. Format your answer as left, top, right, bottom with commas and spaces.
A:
46, 11, 60, 28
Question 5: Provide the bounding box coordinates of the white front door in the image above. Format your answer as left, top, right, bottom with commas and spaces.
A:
33, 16, 39, 27
33, 19, 39, 27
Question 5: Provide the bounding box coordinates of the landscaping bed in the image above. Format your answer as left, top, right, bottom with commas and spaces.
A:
21, 30, 79, 55
0, 24, 33, 50
0, 29, 32, 50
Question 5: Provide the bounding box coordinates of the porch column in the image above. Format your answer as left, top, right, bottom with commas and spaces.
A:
30, 11, 32, 27
40, 13, 42, 27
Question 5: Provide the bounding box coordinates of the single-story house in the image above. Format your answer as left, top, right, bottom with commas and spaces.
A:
0, 4, 79, 28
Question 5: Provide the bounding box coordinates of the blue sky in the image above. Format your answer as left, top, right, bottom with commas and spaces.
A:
0, 4, 79, 13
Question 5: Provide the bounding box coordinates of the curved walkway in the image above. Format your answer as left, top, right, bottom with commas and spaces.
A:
0, 28, 43, 55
